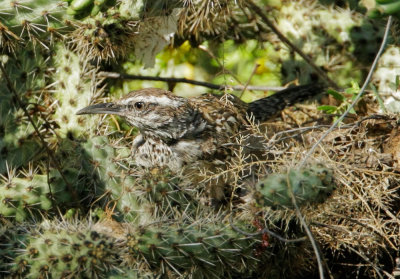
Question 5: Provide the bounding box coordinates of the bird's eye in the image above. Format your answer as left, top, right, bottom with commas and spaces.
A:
134, 102, 144, 109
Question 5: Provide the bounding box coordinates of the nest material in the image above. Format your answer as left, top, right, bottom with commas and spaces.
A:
204, 101, 400, 278
303, 118, 400, 277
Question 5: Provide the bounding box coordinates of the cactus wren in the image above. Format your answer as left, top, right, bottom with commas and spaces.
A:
77, 84, 324, 172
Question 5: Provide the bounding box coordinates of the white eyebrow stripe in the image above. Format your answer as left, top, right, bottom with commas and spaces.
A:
119, 95, 184, 107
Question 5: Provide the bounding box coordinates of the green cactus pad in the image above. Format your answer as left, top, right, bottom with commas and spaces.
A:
81, 136, 141, 222
132, 168, 198, 219
0, 0, 70, 51
12, 221, 120, 278
0, 48, 51, 173
255, 165, 335, 208
0, 174, 52, 222
124, 223, 259, 278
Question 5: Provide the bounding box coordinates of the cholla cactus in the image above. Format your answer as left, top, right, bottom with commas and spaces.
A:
274, 0, 384, 85
69, 0, 181, 64
0, 1, 69, 52
0, 48, 52, 173
51, 43, 103, 138
121, 219, 260, 278
0, 168, 52, 222
0, 0, 180, 65
254, 165, 335, 208
11, 220, 121, 279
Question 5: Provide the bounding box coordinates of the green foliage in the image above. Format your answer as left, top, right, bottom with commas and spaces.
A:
318, 82, 360, 122
212, 40, 282, 102
255, 164, 335, 208
367, 0, 400, 19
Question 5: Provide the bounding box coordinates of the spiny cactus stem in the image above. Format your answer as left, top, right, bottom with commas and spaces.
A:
245, 0, 338, 89
0, 63, 81, 207
228, 210, 306, 243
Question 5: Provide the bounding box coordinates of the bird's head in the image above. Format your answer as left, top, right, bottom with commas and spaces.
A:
76, 88, 203, 139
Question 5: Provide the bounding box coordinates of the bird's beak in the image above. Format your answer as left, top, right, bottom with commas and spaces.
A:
76, 102, 125, 116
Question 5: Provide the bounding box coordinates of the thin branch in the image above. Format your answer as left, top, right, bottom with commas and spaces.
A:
98, 71, 286, 92
298, 16, 393, 169
245, 0, 339, 89
347, 246, 384, 279
239, 63, 260, 98
0, 63, 81, 206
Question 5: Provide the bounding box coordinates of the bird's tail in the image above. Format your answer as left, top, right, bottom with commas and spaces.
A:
247, 83, 325, 122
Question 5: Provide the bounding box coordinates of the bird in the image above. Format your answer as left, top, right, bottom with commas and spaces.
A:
76, 84, 325, 173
